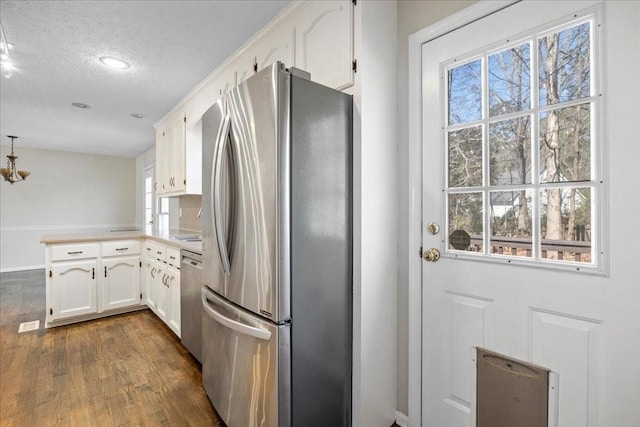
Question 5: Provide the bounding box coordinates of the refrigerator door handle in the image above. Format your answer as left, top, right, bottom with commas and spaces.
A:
201, 288, 272, 341
212, 113, 232, 276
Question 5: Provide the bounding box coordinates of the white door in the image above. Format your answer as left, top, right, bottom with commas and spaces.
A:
294, 0, 354, 90
51, 259, 98, 320
154, 260, 170, 322
166, 265, 181, 337
101, 256, 140, 311
142, 257, 156, 311
421, 1, 639, 426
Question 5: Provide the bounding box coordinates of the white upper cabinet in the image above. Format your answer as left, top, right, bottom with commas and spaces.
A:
156, 113, 202, 197
184, 68, 236, 130
155, 127, 170, 193
232, 22, 294, 85
233, 53, 256, 86
155, 0, 354, 166
171, 115, 186, 193
294, 1, 354, 90
256, 23, 294, 72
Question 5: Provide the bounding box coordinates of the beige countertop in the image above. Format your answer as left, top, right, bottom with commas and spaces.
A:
41, 228, 202, 254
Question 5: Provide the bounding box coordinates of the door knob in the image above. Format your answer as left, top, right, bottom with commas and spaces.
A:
423, 248, 440, 262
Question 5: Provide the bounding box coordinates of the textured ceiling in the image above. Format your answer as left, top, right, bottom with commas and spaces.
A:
0, 0, 289, 157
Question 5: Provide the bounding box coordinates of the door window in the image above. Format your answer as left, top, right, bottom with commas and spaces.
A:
443, 15, 600, 268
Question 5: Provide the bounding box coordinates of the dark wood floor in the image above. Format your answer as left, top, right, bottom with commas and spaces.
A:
0, 269, 222, 426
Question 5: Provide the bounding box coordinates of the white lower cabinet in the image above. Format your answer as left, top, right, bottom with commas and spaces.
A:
144, 240, 181, 338
142, 256, 157, 311
45, 240, 141, 326
166, 265, 181, 337
101, 255, 141, 311
50, 259, 98, 321
45, 238, 184, 334
153, 258, 169, 320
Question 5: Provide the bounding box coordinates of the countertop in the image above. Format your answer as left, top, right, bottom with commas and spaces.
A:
40, 228, 202, 254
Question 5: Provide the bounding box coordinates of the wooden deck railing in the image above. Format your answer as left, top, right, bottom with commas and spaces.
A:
466, 235, 591, 262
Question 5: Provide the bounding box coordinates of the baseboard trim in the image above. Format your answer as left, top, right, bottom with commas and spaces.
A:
0, 265, 45, 273
396, 411, 409, 427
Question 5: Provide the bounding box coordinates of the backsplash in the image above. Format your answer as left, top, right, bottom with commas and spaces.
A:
179, 195, 202, 232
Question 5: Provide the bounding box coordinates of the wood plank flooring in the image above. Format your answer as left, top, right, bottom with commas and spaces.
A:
0, 269, 222, 426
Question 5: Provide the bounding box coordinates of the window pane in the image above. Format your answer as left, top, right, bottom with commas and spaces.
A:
489, 116, 531, 185
159, 214, 169, 232
539, 22, 591, 106
540, 187, 591, 263
448, 192, 483, 252
145, 176, 152, 193
539, 103, 591, 183
159, 197, 169, 214
448, 60, 482, 125
489, 43, 531, 116
490, 190, 532, 257
448, 126, 483, 187
145, 208, 152, 224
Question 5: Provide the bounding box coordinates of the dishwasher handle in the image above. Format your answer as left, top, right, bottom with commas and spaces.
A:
182, 257, 202, 270
201, 288, 271, 341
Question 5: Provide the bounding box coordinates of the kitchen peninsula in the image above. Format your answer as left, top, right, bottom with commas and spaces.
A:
40, 229, 201, 334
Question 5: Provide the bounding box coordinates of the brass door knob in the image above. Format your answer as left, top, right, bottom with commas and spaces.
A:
423, 248, 440, 262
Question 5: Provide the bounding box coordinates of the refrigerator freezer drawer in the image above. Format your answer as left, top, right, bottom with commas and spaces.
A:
202, 287, 291, 427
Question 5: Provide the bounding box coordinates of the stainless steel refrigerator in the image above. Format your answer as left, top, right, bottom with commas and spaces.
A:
201, 62, 352, 427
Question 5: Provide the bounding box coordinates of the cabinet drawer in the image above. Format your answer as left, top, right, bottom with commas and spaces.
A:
146, 241, 166, 262
102, 240, 141, 257
166, 246, 181, 268
51, 243, 99, 261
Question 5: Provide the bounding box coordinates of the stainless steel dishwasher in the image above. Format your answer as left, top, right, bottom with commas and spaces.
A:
180, 249, 203, 363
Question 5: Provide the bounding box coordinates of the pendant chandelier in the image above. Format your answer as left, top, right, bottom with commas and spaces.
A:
1, 135, 30, 184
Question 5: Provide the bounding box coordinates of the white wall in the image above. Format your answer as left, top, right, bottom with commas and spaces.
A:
396, 0, 478, 417
0, 146, 136, 271
352, 1, 398, 426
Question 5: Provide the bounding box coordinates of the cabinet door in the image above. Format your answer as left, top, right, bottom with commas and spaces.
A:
255, 24, 294, 72
102, 256, 141, 311
142, 257, 156, 311
185, 68, 236, 130
234, 26, 294, 86
167, 266, 181, 337
171, 115, 186, 193
155, 262, 170, 322
294, 0, 354, 90
234, 54, 257, 86
50, 259, 98, 321
156, 127, 171, 194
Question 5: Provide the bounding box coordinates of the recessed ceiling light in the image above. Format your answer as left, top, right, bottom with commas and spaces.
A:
71, 102, 91, 109
130, 113, 144, 119
99, 56, 130, 70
